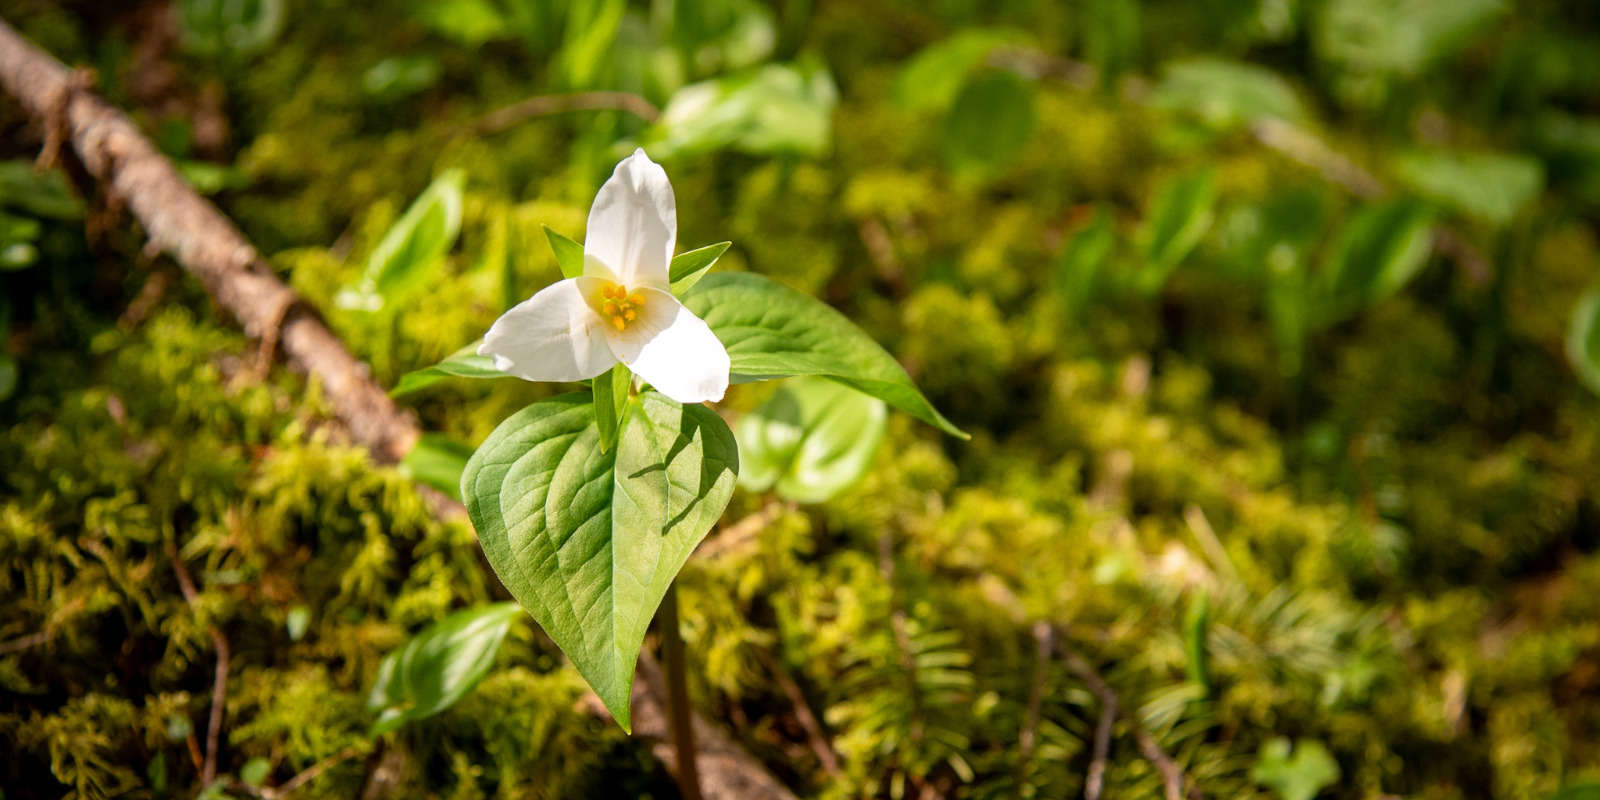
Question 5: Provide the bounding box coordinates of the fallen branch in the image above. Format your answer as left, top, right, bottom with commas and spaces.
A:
759, 648, 841, 777
0, 18, 794, 800
166, 539, 230, 788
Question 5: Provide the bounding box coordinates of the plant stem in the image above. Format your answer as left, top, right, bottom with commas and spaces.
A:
660, 580, 704, 800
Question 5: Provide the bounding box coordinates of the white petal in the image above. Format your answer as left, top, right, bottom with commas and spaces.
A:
604, 287, 729, 404
584, 149, 675, 292
479, 279, 616, 383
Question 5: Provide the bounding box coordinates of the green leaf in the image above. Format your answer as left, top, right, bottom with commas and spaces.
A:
1393, 148, 1544, 226
176, 0, 285, 59
399, 434, 476, 501
1151, 58, 1308, 130
941, 70, 1035, 171
366, 603, 522, 736
413, 0, 511, 48
894, 30, 1017, 113
1252, 737, 1340, 800
646, 61, 838, 159
680, 272, 966, 439
669, 242, 732, 295
736, 378, 888, 504
1055, 208, 1116, 321
240, 757, 271, 787
0, 161, 82, 219
1183, 587, 1210, 695
543, 225, 586, 280
338, 170, 466, 311
1321, 199, 1434, 323
0, 354, 16, 402
390, 340, 507, 397
462, 392, 739, 731
561, 0, 626, 88
1139, 169, 1217, 291
593, 362, 632, 453
1316, 0, 1504, 76
1566, 282, 1600, 398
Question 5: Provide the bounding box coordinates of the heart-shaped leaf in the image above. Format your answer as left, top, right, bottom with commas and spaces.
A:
390, 340, 507, 396
680, 272, 966, 439
462, 391, 739, 730
736, 377, 888, 504
366, 602, 522, 736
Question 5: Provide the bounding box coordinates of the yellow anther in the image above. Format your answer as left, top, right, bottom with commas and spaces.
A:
611, 315, 626, 331
624, 308, 637, 321
630, 294, 644, 305
604, 302, 617, 315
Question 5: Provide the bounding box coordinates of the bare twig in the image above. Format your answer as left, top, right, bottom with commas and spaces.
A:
0, 630, 55, 655
1054, 634, 1200, 800
1250, 118, 1386, 200
0, 20, 796, 799
1014, 622, 1053, 798
268, 744, 365, 799
1084, 684, 1116, 800
695, 501, 786, 561
467, 91, 661, 136
760, 649, 841, 776
165, 539, 230, 787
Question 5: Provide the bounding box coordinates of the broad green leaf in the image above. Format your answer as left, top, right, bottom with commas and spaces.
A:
894, 30, 1016, 113
366, 603, 522, 736
1321, 200, 1434, 323
645, 62, 838, 158
176, 0, 284, 59
593, 363, 632, 453
0, 161, 82, 219
942, 70, 1035, 171
399, 434, 476, 501
1139, 169, 1217, 291
1566, 283, 1600, 397
390, 340, 507, 396
413, 0, 512, 48
736, 377, 888, 504
338, 170, 465, 311
1151, 58, 1308, 129
1393, 148, 1544, 226
669, 242, 732, 295
543, 225, 586, 280
680, 272, 966, 439
1316, 0, 1504, 76
462, 392, 739, 730
1252, 738, 1340, 800
1055, 208, 1116, 321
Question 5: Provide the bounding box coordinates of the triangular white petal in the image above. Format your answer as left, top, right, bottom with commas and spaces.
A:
605, 287, 729, 404
479, 279, 617, 382
584, 149, 675, 292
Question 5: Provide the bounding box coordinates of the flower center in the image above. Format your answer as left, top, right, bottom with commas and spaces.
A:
598, 284, 646, 331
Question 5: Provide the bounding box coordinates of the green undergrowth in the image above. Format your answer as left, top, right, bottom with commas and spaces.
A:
4, 0, 1600, 798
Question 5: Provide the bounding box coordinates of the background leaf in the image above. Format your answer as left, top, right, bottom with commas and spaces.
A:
941, 70, 1035, 171
366, 603, 522, 736
1152, 58, 1308, 130
390, 340, 505, 396
1393, 148, 1544, 226
1567, 282, 1600, 397
462, 392, 739, 731
894, 30, 1016, 113
1139, 169, 1217, 291
680, 272, 966, 438
399, 434, 475, 501
646, 61, 837, 158
1321, 199, 1434, 323
1056, 208, 1116, 321
736, 377, 888, 503
338, 169, 465, 311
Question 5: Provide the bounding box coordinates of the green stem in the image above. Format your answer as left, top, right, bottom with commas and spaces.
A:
660, 580, 703, 800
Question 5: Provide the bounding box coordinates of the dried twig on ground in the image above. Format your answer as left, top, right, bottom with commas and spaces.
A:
165, 539, 230, 787
466, 91, 661, 136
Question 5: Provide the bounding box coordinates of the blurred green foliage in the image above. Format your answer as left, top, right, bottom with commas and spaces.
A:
3, 0, 1600, 798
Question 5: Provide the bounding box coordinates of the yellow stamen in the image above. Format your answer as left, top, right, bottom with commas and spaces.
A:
624, 308, 636, 321
611, 315, 626, 330
630, 294, 644, 305
603, 302, 617, 315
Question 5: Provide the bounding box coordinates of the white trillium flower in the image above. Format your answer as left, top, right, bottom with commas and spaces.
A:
479, 150, 730, 404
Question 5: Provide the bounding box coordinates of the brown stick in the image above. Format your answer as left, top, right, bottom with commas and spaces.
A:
1014, 622, 1053, 797
0, 18, 793, 800
1054, 635, 1200, 800
166, 539, 230, 787
467, 91, 661, 135
1084, 690, 1115, 800
269, 744, 365, 798
0, 630, 55, 655
760, 649, 841, 776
